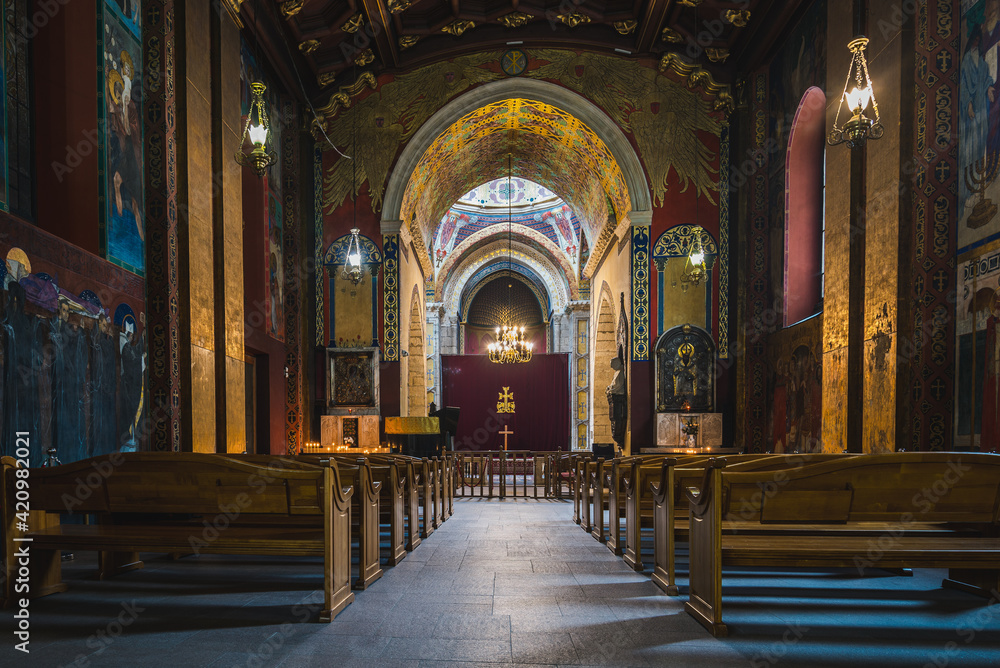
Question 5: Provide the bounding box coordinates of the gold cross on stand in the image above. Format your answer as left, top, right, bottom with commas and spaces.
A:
499, 425, 513, 451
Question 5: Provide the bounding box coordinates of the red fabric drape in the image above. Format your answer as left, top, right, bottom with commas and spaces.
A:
441, 354, 569, 452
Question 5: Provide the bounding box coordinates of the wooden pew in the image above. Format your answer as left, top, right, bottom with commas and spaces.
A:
683, 454, 1000, 637
1, 453, 355, 622
646, 453, 856, 593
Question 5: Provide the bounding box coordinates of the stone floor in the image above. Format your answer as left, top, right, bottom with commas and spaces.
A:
4, 498, 1000, 667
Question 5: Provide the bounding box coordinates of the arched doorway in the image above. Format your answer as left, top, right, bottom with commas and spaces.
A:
593, 289, 617, 445
406, 285, 426, 416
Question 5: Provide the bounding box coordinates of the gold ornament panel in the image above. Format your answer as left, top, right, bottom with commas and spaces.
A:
400, 98, 629, 248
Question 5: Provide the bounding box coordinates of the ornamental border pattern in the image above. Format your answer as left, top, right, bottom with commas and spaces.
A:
631, 224, 650, 361
719, 123, 730, 359
912, 0, 957, 450
315, 145, 325, 346
283, 99, 302, 455
142, 0, 180, 452
382, 234, 400, 361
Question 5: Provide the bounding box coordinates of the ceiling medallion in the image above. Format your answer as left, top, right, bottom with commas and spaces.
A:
298, 39, 320, 54
442, 19, 475, 36
499, 12, 532, 28
398, 35, 420, 50
279, 0, 304, 20
501, 49, 527, 76
387, 0, 410, 13
724, 9, 751, 27
705, 48, 729, 63
557, 12, 591, 27
613, 20, 638, 35
341, 13, 364, 33
661, 27, 683, 43
354, 48, 375, 67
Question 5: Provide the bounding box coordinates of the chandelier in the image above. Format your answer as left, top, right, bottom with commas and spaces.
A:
828, 36, 883, 149
487, 153, 533, 364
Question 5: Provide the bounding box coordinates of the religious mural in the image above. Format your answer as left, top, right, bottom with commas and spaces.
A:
766, 317, 823, 453
99, 0, 144, 275
957, 252, 1000, 450
0, 12, 8, 212
1, 246, 146, 465
266, 193, 285, 341
960, 0, 1000, 247
654, 324, 714, 413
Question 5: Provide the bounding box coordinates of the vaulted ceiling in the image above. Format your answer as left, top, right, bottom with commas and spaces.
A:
261, 0, 809, 97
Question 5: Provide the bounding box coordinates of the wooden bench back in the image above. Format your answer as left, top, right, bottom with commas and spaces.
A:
24, 453, 346, 517
709, 453, 1000, 524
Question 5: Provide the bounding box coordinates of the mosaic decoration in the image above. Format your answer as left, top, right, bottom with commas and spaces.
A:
142, 0, 180, 452
719, 124, 730, 358
99, 0, 145, 275
282, 98, 303, 455
324, 232, 383, 265
651, 225, 719, 258
399, 98, 629, 254
382, 234, 400, 361
632, 225, 650, 361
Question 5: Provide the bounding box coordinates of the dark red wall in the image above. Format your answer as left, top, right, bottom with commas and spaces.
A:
34, 0, 99, 253
242, 169, 286, 454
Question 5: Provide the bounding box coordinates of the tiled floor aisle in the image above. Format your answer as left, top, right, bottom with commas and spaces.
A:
4, 498, 1000, 667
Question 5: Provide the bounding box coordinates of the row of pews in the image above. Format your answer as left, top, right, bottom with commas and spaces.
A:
0, 452, 456, 622
574, 451, 1000, 637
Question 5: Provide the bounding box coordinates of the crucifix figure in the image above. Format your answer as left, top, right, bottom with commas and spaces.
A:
499, 425, 513, 451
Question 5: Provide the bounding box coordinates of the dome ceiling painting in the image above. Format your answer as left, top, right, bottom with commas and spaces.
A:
433, 177, 582, 268
400, 97, 629, 252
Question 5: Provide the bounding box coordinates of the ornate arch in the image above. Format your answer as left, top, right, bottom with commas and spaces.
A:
382, 78, 651, 278
440, 240, 571, 318
460, 266, 550, 324
435, 223, 577, 299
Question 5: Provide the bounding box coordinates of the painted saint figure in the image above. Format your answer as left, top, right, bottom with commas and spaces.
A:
107, 49, 143, 241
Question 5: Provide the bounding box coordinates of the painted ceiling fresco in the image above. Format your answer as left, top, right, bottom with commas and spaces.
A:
433, 177, 582, 267
400, 98, 626, 254
319, 49, 727, 273
434, 224, 579, 300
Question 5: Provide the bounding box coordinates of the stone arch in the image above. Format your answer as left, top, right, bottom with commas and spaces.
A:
382, 78, 651, 234
406, 285, 426, 416
593, 283, 617, 445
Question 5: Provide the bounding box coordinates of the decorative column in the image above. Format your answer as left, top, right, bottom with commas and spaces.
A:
143, 0, 181, 452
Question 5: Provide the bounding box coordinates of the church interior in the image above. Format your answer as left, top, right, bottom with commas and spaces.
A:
2, 0, 1000, 665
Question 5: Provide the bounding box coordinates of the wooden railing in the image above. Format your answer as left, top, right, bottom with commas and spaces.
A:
453, 451, 586, 499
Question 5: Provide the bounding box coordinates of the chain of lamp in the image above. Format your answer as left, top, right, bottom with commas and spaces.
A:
488, 153, 533, 364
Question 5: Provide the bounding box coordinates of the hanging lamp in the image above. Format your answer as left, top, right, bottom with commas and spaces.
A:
488, 154, 533, 364
235, 0, 277, 176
